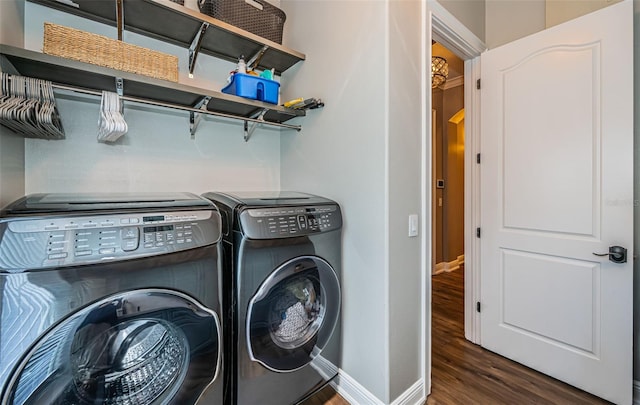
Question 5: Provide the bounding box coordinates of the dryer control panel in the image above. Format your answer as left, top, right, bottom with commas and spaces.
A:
0, 210, 221, 272
239, 204, 342, 239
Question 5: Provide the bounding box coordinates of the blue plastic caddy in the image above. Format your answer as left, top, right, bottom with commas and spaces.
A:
221, 73, 280, 104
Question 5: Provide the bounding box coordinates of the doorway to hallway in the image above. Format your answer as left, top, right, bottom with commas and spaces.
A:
431, 41, 465, 276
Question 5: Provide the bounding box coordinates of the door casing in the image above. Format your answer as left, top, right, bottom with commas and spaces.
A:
423, 1, 485, 397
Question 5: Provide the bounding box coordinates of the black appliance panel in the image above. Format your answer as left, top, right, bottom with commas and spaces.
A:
0, 210, 220, 272
238, 205, 342, 239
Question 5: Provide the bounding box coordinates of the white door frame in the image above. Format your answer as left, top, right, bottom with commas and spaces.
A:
423, 1, 485, 397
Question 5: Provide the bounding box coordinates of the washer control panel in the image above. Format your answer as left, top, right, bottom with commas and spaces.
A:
239, 204, 342, 239
0, 210, 220, 272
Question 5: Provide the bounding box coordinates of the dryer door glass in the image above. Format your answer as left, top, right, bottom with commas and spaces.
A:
2, 289, 221, 405
247, 256, 340, 372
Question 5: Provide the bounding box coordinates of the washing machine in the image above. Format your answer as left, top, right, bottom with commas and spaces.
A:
201, 191, 342, 405
0, 192, 224, 405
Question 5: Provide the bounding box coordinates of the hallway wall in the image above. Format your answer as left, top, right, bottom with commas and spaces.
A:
432, 83, 464, 266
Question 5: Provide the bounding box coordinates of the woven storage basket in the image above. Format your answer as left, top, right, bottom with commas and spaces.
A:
198, 0, 286, 44
43, 23, 179, 82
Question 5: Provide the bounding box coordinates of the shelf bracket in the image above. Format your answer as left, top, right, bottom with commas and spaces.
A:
188, 22, 209, 78
243, 108, 268, 142
189, 95, 212, 139
246, 45, 269, 71
115, 77, 124, 96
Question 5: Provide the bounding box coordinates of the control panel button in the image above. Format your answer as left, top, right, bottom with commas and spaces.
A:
99, 248, 116, 255
121, 227, 139, 240
75, 250, 92, 257
48, 252, 68, 260
298, 215, 307, 229
121, 239, 139, 252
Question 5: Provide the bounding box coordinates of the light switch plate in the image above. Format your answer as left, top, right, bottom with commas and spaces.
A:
408, 214, 419, 237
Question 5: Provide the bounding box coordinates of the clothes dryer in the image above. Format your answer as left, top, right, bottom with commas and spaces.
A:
0, 192, 224, 405
201, 191, 342, 405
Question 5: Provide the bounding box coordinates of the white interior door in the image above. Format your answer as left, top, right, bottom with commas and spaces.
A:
480, 1, 633, 404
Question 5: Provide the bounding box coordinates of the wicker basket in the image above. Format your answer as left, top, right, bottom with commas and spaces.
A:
43, 23, 179, 82
198, 0, 286, 44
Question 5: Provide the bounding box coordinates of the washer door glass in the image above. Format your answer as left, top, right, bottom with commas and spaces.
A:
2, 289, 221, 405
247, 256, 340, 372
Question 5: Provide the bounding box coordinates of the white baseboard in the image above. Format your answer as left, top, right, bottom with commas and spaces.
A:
310, 353, 339, 381
390, 379, 425, 405
331, 370, 384, 405
332, 370, 424, 405
433, 254, 465, 274
633, 380, 640, 405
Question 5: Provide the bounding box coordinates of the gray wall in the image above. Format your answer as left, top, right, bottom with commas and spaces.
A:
21, 2, 283, 195
546, 0, 623, 28
0, 129, 25, 209
485, 0, 545, 48
387, 0, 423, 400
441, 85, 464, 263
0, 0, 24, 47
432, 85, 465, 266
438, 0, 485, 43
0, 0, 25, 209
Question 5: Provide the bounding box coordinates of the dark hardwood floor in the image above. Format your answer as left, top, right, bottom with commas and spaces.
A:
303, 267, 611, 405
299, 384, 348, 405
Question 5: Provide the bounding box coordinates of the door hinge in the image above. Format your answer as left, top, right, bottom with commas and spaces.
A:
476, 302, 481, 313
476, 227, 481, 238
476, 153, 481, 164
476, 79, 481, 90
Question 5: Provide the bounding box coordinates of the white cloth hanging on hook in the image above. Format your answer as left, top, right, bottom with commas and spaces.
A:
97, 90, 127, 143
